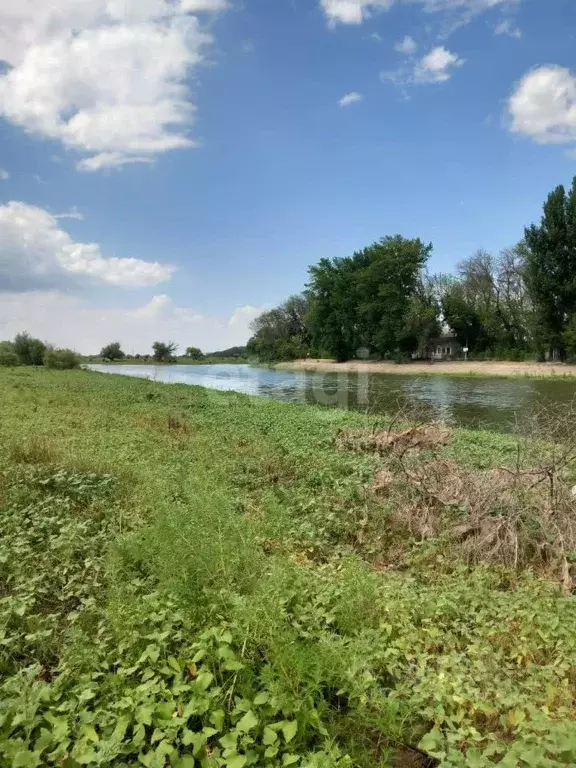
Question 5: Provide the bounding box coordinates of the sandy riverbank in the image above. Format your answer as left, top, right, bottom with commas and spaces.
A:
274, 358, 576, 378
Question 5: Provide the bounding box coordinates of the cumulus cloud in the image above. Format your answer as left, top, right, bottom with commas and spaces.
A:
0, 201, 174, 291
338, 91, 363, 107
0, 169, 9, 180
0, 291, 263, 354
0, 0, 227, 170
321, 0, 517, 26
395, 35, 418, 55
508, 66, 576, 146
381, 45, 464, 87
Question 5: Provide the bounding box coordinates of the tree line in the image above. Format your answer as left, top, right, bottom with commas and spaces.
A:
0, 333, 80, 369
247, 176, 576, 363
98, 342, 248, 363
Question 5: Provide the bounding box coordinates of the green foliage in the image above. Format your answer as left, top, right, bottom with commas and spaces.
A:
401, 277, 441, 357
2, 367, 576, 767
563, 314, 576, 360
152, 341, 179, 363
43, 347, 81, 369
248, 295, 312, 362
185, 347, 204, 360
525, 177, 576, 360
439, 247, 532, 355
307, 236, 432, 361
100, 341, 125, 361
13, 332, 46, 366
206, 347, 248, 359
0, 341, 19, 367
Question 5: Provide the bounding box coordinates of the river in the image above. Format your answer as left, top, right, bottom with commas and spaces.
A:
87, 363, 576, 432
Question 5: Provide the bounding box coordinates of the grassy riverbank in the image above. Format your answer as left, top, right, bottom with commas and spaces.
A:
1, 367, 576, 767
275, 359, 576, 380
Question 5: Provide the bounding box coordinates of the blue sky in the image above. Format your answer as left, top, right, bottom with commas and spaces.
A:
0, 0, 575, 353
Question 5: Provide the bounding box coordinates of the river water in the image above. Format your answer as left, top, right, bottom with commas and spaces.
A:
87, 363, 576, 432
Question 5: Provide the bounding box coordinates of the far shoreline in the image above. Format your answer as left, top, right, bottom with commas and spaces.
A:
274, 358, 576, 379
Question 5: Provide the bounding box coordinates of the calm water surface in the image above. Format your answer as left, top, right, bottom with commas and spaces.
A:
87, 363, 576, 432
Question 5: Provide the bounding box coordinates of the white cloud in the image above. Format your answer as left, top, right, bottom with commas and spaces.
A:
508, 66, 576, 146
0, 169, 9, 180
321, 0, 517, 26
0, 1, 227, 170
0, 201, 174, 291
338, 91, 363, 107
0, 291, 263, 354
494, 18, 521, 38
228, 305, 263, 327
77, 154, 156, 173
395, 35, 418, 54
321, 0, 393, 25
54, 207, 84, 221
381, 45, 464, 87
413, 45, 464, 82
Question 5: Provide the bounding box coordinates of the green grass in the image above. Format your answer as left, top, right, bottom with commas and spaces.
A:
1, 367, 576, 768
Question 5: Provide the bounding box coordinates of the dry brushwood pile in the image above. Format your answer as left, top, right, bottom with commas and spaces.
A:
337, 419, 576, 588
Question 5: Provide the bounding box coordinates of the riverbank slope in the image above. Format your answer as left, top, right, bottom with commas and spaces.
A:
276, 358, 576, 378
1, 367, 576, 767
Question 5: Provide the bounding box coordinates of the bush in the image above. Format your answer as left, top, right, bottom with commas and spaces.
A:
13, 332, 46, 366
0, 341, 18, 367
43, 347, 81, 370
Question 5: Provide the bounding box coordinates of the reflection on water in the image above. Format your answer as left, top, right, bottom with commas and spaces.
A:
87, 363, 576, 432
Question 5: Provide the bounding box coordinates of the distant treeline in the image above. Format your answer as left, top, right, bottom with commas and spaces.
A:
247, 176, 576, 363
1, 336, 249, 368
95, 342, 248, 363
0, 333, 80, 369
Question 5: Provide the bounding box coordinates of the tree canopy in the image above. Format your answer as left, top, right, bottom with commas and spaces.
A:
247, 295, 312, 362
100, 342, 125, 361
152, 341, 178, 363
13, 332, 46, 366
524, 178, 576, 360
306, 236, 432, 361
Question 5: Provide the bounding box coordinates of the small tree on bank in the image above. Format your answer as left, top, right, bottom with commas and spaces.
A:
152, 341, 178, 362
13, 332, 46, 366
185, 346, 204, 360
100, 341, 125, 361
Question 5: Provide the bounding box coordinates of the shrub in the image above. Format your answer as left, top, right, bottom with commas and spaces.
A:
43, 346, 81, 370
13, 332, 46, 366
0, 341, 18, 367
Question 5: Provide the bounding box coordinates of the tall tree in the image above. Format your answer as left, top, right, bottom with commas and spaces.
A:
307, 236, 432, 361
524, 177, 576, 360
306, 258, 359, 362
401, 276, 441, 357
